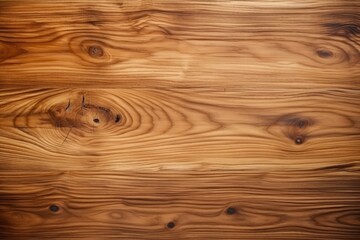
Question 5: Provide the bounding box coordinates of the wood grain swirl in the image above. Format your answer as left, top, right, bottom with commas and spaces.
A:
0, 88, 359, 171
0, 170, 360, 239
0, 0, 359, 89
0, 0, 360, 239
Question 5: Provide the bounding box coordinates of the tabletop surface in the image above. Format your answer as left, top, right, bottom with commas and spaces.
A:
0, 0, 359, 239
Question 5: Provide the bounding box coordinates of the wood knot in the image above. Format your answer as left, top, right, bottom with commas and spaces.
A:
88, 45, 103, 58
115, 114, 121, 123
49, 95, 123, 130
226, 207, 237, 215
49, 204, 60, 212
167, 221, 175, 229
270, 114, 314, 144
316, 49, 333, 58
295, 135, 304, 145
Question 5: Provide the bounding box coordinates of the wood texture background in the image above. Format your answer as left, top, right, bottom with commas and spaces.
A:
0, 0, 359, 239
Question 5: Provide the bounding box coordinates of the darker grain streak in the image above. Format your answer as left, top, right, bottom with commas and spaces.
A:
276, 114, 314, 129
0, 41, 26, 63
86, 20, 103, 26
98, 106, 111, 113
61, 124, 74, 144
82, 8, 103, 17
324, 23, 360, 38
315, 163, 358, 172
65, 100, 71, 111
82, 95, 85, 108
83, 103, 113, 117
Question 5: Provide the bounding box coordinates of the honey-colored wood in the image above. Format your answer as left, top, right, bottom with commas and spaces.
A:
0, 0, 359, 239
1, 170, 359, 239
0, 88, 359, 171
0, 0, 359, 89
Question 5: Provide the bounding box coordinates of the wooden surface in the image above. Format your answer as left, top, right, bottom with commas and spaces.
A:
0, 0, 359, 239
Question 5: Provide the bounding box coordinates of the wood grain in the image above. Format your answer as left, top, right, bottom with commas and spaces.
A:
1, 170, 360, 239
0, 0, 359, 89
0, 88, 359, 171
0, 0, 360, 239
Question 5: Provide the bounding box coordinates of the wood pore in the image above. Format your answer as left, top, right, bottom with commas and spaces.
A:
0, 0, 359, 239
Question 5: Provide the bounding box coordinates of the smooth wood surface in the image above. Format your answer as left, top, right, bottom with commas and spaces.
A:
0, 0, 360, 239
0, 0, 359, 89
1, 170, 360, 239
0, 88, 359, 171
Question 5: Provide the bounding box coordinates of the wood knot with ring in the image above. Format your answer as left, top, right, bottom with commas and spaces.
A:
88, 45, 104, 58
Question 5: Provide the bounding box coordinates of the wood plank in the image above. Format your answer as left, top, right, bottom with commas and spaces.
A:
0, 0, 359, 89
0, 0, 360, 239
1, 170, 359, 239
0, 88, 359, 170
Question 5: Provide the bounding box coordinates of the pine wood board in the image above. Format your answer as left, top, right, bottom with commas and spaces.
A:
0, 0, 359, 239
1, 170, 360, 239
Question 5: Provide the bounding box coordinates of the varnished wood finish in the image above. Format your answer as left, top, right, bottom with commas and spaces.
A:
0, 0, 359, 239
0, 0, 359, 89
0, 88, 359, 171
1, 170, 360, 239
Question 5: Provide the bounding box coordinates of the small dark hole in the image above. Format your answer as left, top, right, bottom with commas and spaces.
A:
226, 207, 236, 215
295, 136, 303, 145
167, 222, 175, 229
49, 204, 59, 212
115, 115, 121, 123
93, 118, 100, 123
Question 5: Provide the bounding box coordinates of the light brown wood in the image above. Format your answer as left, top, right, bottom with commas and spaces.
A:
0, 88, 359, 171
0, 0, 359, 239
1, 170, 360, 239
0, 0, 359, 89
